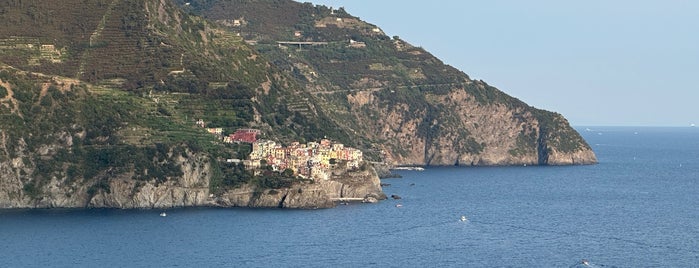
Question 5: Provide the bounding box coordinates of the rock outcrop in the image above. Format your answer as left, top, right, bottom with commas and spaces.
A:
215, 165, 386, 209
0, 147, 210, 209
340, 82, 597, 167
88, 152, 212, 209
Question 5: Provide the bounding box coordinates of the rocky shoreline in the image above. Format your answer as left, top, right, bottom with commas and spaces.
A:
0, 151, 386, 210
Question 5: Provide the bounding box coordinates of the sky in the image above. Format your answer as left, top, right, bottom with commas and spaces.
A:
305, 0, 699, 126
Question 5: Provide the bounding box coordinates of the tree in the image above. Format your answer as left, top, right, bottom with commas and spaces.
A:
281, 168, 294, 178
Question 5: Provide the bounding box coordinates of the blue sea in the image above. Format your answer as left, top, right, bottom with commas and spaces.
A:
1, 127, 698, 267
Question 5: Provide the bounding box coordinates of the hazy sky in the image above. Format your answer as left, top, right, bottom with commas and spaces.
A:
305, 0, 698, 126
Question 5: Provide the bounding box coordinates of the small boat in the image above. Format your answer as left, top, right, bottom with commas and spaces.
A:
395, 204, 403, 208
160, 212, 167, 217
460, 215, 467, 222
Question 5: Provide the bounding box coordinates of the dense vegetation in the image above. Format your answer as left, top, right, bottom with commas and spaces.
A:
0, 65, 313, 199
0, 68, 206, 198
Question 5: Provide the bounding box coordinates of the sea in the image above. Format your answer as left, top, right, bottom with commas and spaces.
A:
1, 126, 698, 267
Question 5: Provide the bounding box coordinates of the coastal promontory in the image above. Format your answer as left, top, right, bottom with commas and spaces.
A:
0, 0, 594, 209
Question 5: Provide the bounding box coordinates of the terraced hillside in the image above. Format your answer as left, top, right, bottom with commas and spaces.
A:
178, 0, 597, 166
0, 0, 380, 209
0, 0, 350, 143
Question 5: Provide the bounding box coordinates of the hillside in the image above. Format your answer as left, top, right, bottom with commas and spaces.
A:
0, 0, 595, 209
178, 0, 597, 166
0, 0, 382, 209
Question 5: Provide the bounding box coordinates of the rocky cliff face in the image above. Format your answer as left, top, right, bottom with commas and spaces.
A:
347, 83, 597, 166
0, 143, 384, 209
216, 166, 385, 209
0, 148, 212, 209
87, 151, 212, 209
0, 112, 212, 209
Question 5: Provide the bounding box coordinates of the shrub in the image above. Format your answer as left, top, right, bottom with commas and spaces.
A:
22, 181, 42, 199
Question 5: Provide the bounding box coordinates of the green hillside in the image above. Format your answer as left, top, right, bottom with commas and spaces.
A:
0, 0, 363, 201
0, 0, 596, 208
175, 0, 595, 165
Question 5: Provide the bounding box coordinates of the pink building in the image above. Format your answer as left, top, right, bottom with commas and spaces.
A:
230, 129, 261, 143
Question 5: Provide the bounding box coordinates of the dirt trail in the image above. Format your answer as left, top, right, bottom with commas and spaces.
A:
0, 79, 21, 116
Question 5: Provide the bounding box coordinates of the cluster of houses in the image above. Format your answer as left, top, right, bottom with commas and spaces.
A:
247, 139, 363, 180
195, 120, 363, 180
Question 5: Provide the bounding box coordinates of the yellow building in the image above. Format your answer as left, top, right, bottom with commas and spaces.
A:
251, 140, 277, 160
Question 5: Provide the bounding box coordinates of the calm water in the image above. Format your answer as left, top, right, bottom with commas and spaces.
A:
1, 127, 698, 267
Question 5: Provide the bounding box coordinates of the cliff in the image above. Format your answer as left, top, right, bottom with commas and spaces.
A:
0, 147, 213, 209
1, 145, 384, 209
217, 166, 385, 209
